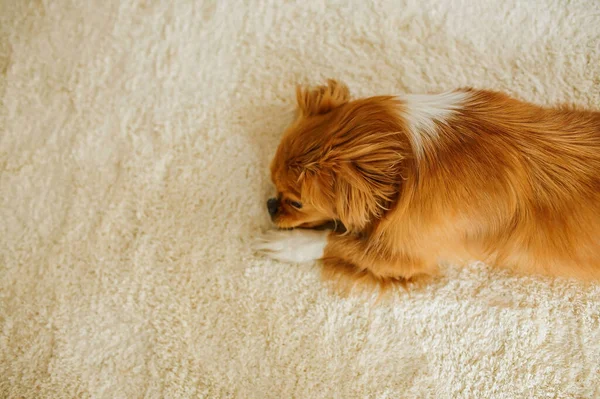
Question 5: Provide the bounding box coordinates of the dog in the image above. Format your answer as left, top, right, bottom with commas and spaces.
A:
256, 80, 600, 290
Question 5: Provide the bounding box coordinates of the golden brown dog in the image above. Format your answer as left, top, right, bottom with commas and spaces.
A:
256, 80, 600, 290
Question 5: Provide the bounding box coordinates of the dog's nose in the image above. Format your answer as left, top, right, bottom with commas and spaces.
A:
267, 198, 279, 217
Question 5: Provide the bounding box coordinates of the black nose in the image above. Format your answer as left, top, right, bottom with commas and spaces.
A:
267, 198, 279, 217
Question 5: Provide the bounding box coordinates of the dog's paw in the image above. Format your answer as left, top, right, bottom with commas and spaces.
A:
254, 229, 330, 263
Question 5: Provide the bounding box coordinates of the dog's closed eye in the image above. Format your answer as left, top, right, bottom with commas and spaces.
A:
289, 201, 302, 209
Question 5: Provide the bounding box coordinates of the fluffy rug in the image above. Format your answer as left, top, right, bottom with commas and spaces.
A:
1, 1, 599, 397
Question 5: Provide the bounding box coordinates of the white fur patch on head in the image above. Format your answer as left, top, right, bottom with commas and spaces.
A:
254, 229, 329, 263
399, 91, 471, 157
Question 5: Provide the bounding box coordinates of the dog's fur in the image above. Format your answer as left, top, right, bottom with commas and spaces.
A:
256, 80, 600, 290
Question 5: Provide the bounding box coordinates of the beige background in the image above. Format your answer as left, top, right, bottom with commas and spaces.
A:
1, 0, 599, 397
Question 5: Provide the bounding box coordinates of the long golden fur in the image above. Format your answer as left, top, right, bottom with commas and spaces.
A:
263, 80, 600, 290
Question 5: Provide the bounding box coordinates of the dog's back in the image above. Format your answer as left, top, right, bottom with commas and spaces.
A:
415, 90, 600, 278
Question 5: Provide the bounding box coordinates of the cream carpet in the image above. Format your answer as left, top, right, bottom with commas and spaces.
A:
1, 0, 599, 398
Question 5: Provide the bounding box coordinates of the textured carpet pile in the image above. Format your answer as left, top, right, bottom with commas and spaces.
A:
1, 1, 599, 398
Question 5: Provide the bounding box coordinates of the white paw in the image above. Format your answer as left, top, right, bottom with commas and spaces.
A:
254, 229, 329, 263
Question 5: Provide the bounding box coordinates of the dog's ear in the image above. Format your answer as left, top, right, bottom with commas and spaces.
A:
333, 149, 403, 232
298, 141, 405, 232
296, 80, 350, 116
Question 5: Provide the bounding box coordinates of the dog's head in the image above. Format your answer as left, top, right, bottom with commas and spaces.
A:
267, 80, 410, 232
